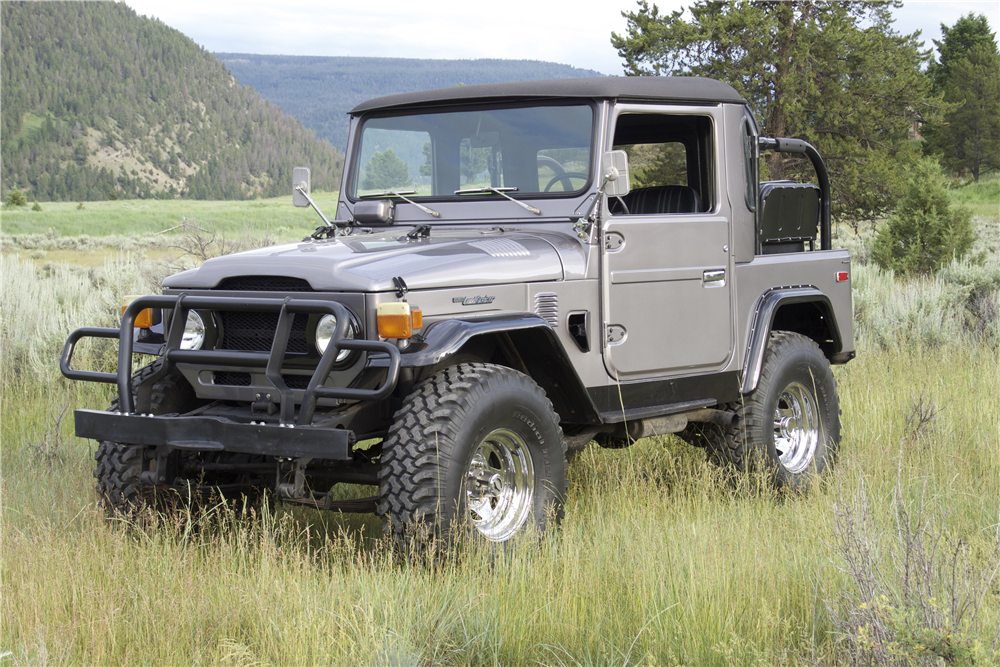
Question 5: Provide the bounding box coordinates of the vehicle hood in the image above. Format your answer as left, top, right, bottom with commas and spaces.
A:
163, 229, 579, 292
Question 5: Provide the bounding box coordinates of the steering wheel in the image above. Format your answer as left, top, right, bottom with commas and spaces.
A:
544, 172, 588, 192
537, 155, 565, 176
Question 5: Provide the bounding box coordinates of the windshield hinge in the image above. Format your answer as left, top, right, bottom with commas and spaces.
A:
392, 276, 409, 300
406, 225, 431, 240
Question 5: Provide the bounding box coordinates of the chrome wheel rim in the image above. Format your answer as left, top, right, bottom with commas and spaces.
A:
465, 428, 535, 542
773, 381, 821, 474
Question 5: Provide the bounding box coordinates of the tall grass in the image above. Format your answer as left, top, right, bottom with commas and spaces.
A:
2, 190, 999, 664
948, 173, 1000, 222
3, 342, 997, 665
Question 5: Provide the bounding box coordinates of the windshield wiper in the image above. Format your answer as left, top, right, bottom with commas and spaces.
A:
454, 186, 542, 216
360, 190, 440, 218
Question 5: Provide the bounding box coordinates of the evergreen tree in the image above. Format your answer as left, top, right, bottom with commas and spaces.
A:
871, 158, 975, 276
460, 140, 489, 185
361, 149, 411, 190
923, 16, 1000, 182
611, 0, 938, 220
0, 2, 343, 201
928, 13, 997, 92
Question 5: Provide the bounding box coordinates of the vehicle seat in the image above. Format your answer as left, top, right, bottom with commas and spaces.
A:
610, 185, 703, 215
758, 181, 820, 254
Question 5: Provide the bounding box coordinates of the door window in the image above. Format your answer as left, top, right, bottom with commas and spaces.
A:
611, 113, 714, 214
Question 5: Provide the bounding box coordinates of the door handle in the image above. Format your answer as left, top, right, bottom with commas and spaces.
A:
703, 269, 726, 287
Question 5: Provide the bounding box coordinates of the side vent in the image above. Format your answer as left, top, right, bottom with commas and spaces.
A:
567, 312, 590, 352
534, 292, 558, 328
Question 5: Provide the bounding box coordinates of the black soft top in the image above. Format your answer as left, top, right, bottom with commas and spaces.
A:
350, 76, 744, 114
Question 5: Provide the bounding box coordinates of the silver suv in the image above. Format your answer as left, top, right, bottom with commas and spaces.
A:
62, 77, 854, 547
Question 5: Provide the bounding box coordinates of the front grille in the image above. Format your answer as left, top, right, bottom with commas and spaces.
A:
213, 372, 312, 389
217, 311, 310, 353
214, 371, 251, 386
215, 276, 314, 292
282, 375, 311, 389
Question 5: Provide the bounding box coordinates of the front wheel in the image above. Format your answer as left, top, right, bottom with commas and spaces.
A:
378, 363, 567, 550
94, 360, 198, 515
682, 331, 840, 490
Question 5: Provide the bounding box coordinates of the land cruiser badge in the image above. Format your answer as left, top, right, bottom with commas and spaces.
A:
453, 295, 496, 306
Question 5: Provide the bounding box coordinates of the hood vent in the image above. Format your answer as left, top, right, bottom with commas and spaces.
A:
534, 292, 558, 328
469, 238, 530, 258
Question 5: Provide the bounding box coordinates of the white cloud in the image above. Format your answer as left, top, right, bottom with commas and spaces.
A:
125, 0, 1000, 74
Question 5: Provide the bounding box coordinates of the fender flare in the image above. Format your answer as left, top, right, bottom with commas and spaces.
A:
400, 315, 550, 368
741, 287, 843, 395
400, 314, 602, 425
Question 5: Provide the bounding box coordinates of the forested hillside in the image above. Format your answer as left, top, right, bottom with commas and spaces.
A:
218, 55, 603, 150
0, 2, 342, 201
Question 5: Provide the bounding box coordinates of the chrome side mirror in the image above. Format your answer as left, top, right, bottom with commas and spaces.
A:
292, 167, 311, 208
603, 150, 630, 197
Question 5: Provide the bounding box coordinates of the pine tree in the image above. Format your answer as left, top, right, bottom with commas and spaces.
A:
923, 16, 1000, 182
871, 159, 976, 276
611, 0, 938, 220
361, 149, 411, 191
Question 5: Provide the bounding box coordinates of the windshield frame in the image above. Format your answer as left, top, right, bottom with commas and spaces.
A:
345, 99, 598, 205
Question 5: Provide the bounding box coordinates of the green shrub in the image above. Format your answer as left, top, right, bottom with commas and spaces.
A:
5, 189, 27, 206
872, 159, 976, 276
31, 202, 42, 212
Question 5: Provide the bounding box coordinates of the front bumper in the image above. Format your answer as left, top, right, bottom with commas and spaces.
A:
62, 294, 401, 450
75, 409, 353, 459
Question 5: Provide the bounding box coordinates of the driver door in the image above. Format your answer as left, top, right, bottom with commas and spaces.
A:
601, 107, 735, 380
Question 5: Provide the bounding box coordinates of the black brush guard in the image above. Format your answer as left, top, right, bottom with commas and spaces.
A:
60, 294, 401, 460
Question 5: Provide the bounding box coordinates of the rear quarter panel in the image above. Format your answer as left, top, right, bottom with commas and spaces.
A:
734, 250, 855, 362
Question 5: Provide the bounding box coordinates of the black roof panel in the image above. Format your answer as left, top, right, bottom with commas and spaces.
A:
350, 76, 744, 114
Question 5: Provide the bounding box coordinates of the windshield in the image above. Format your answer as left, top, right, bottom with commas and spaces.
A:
350, 104, 594, 199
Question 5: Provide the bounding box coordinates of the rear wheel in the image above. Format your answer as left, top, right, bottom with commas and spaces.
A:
681, 331, 840, 490
378, 363, 567, 551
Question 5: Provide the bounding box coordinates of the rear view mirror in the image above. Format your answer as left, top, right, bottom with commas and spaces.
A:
292, 167, 310, 208
603, 150, 630, 197
469, 130, 499, 149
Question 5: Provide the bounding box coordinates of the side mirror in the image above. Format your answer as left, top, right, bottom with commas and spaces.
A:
292, 167, 310, 208
602, 150, 630, 197
580, 150, 632, 226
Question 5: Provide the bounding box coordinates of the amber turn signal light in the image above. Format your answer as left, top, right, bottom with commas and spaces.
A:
377, 303, 423, 339
121, 296, 153, 329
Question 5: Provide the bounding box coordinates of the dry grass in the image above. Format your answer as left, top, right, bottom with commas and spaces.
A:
2, 322, 998, 664
2, 204, 999, 664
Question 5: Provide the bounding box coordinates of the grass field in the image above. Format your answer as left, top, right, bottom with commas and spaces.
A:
0, 191, 340, 238
1, 185, 998, 665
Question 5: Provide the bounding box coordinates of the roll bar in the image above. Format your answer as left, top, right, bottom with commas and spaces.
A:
758, 137, 831, 251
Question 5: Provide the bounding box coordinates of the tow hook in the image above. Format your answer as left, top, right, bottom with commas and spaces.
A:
252, 393, 279, 416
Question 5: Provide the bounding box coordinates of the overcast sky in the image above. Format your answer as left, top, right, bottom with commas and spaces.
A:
124, 0, 1000, 76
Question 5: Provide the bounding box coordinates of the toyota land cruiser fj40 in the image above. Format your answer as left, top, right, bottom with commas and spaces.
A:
62, 77, 854, 546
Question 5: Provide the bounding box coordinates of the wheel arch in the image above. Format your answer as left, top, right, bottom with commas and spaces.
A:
742, 287, 843, 394
401, 315, 602, 425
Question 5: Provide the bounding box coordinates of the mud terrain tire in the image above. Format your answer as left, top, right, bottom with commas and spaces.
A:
681, 331, 840, 490
94, 360, 199, 516
378, 363, 567, 550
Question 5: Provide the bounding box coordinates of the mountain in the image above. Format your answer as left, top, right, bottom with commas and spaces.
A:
217, 55, 606, 151
0, 2, 342, 201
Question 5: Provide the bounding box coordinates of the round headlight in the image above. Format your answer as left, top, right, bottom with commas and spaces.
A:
180, 311, 205, 350
315, 314, 354, 362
